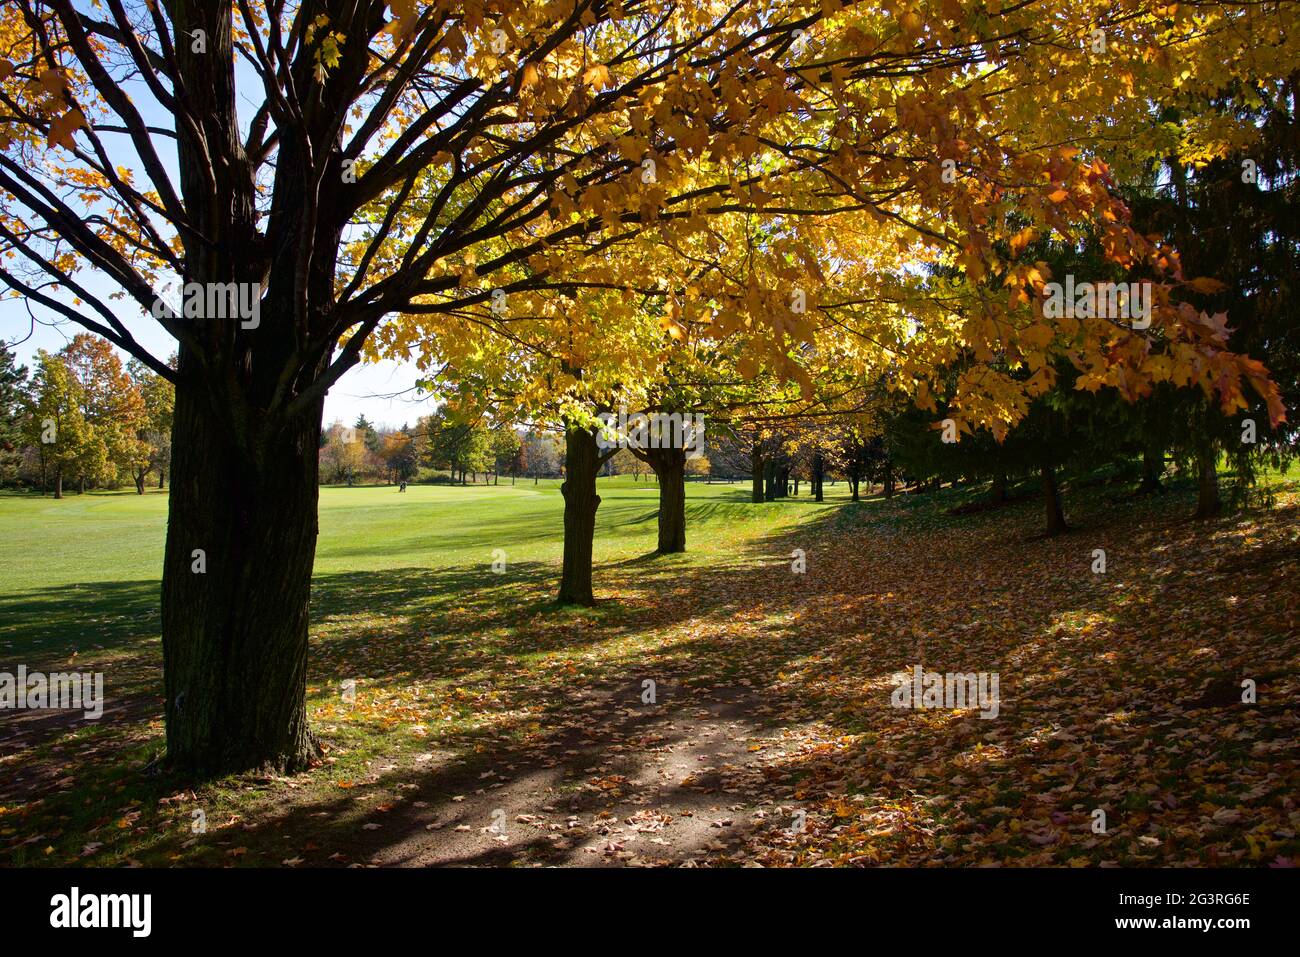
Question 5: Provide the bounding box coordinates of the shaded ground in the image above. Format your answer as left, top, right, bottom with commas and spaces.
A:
2, 475, 1297, 867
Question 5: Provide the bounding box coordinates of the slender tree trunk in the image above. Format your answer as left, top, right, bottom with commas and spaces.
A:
991, 468, 1008, 504
1140, 443, 1164, 494
646, 448, 687, 553
750, 443, 764, 503
134, 468, 146, 495
558, 426, 603, 605
159, 468, 166, 489
1195, 441, 1221, 519
160, 384, 323, 776
775, 466, 790, 498
814, 454, 824, 502
1041, 463, 1068, 536
54, 469, 62, 499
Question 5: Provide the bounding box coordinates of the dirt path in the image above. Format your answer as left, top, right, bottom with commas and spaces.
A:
308, 680, 816, 867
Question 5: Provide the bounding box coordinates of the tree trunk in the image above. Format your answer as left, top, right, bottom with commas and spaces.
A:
991, 468, 1007, 504
750, 443, 764, 503
558, 426, 603, 606
814, 454, 824, 502
646, 448, 687, 553
54, 469, 62, 499
160, 384, 323, 777
1195, 441, 1220, 519
135, 468, 146, 495
159, 468, 166, 489
1140, 443, 1163, 494
775, 466, 790, 498
1041, 464, 1068, 536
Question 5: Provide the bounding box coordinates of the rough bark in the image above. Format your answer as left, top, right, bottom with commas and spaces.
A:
558, 426, 603, 605
160, 382, 324, 776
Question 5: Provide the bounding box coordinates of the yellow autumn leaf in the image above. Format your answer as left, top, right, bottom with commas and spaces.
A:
583, 64, 612, 90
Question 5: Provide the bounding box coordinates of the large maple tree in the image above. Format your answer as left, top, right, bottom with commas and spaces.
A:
0, 0, 1288, 776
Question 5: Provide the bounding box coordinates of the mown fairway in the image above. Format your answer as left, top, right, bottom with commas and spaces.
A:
0, 477, 829, 722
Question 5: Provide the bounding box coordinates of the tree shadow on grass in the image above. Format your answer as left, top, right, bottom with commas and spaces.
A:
0, 579, 161, 663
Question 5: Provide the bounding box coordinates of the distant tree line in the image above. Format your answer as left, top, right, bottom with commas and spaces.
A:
1, 336, 173, 497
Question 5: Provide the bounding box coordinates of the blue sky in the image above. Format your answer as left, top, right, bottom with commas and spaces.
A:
3, 308, 432, 430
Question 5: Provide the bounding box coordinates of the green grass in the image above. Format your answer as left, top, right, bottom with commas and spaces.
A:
0, 475, 847, 589
0, 475, 842, 691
